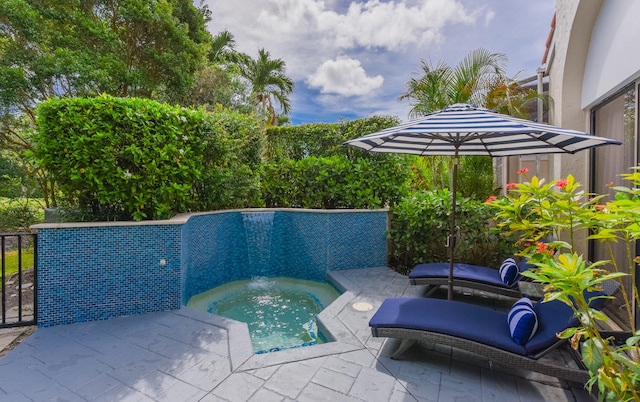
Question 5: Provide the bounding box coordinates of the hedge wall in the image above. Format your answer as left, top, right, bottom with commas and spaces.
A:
35, 96, 263, 220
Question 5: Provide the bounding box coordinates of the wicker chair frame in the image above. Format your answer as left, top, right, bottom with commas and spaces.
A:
371, 327, 589, 383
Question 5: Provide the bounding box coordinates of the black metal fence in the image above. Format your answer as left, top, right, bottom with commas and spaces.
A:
1, 233, 37, 328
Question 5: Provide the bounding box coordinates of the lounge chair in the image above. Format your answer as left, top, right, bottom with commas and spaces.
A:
369, 296, 592, 382
408, 258, 534, 298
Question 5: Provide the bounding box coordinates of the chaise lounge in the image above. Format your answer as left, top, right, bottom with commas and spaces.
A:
369, 296, 593, 382
408, 258, 534, 298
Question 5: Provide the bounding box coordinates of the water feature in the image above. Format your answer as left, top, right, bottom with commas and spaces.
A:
187, 277, 341, 353
242, 212, 274, 277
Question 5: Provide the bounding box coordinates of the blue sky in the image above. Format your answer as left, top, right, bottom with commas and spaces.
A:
202, 0, 556, 125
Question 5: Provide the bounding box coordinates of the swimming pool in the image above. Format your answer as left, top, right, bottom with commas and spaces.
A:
187, 277, 341, 353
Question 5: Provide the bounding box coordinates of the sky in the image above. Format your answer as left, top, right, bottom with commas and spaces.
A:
201, 0, 557, 125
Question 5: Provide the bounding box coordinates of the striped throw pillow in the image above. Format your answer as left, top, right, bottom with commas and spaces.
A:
499, 258, 519, 286
507, 297, 538, 345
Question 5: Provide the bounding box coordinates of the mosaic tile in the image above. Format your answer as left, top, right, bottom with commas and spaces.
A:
37, 210, 388, 327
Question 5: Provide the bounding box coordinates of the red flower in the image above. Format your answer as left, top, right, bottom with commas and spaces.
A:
536, 242, 546, 253
485, 195, 497, 204
556, 179, 568, 188
517, 168, 529, 175
594, 204, 605, 211
505, 182, 517, 189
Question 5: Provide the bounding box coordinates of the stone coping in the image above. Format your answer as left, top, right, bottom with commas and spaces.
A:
31, 208, 389, 230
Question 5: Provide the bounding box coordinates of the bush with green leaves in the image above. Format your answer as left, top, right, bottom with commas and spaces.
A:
488, 172, 640, 401
0, 197, 44, 232
388, 189, 516, 273
265, 116, 400, 160
0, 154, 42, 198
262, 116, 411, 209
34, 96, 263, 221
408, 155, 497, 201
262, 155, 410, 209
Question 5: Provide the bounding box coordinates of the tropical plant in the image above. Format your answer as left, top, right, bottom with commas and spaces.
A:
486, 76, 549, 120
488, 170, 640, 401
208, 29, 239, 64
398, 48, 509, 198
238, 49, 295, 126
399, 48, 507, 118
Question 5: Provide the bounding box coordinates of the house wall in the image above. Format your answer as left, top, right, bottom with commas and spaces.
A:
548, 1, 639, 329
546, 0, 603, 188
582, 1, 640, 108
545, 0, 604, 255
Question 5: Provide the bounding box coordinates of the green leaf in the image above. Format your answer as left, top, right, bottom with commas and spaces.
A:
581, 338, 604, 372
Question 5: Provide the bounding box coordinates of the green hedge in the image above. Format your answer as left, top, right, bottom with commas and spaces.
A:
265, 116, 401, 160
262, 116, 411, 209
387, 189, 516, 273
262, 155, 410, 209
34, 96, 263, 220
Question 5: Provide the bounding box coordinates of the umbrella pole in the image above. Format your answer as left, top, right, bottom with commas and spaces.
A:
448, 149, 459, 300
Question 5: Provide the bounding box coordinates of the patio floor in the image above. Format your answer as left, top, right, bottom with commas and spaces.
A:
0, 267, 596, 401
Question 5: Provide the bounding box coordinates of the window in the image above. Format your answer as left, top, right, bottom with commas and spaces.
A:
591, 83, 637, 329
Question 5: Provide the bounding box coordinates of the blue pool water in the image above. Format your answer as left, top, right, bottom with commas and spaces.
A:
187, 277, 341, 353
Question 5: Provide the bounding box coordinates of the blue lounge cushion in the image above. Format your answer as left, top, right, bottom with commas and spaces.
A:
369, 297, 526, 355
517, 258, 535, 273
499, 258, 519, 286
508, 298, 538, 345
410, 262, 507, 288
369, 297, 578, 357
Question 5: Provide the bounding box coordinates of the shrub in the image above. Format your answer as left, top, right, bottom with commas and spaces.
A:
388, 189, 516, 273
265, 116, 400, 160
262, 155, 410, 209
262, 116, 411, 209
488, 172, 640, 400
0, 197, 44, 232
34, 96, 263, 221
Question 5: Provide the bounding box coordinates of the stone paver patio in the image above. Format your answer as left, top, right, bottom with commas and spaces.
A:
0, 267, 595, 401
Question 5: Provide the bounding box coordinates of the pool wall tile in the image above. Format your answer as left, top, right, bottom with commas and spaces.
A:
36, 224, 182, 327
34, 209, 388, 327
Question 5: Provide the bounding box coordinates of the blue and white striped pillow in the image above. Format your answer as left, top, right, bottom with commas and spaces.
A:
507, 297, 538, 345
499, 257, 519, 286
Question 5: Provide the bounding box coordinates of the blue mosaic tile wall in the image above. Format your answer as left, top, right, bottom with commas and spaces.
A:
182, 210, 388, 303
181, 213, 251, 303
36, 209, 387, 326
37, 224, 182, 327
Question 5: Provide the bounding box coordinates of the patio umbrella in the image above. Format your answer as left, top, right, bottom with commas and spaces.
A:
344, 103, 621, 300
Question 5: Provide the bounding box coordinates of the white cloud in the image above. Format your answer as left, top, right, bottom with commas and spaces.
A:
257, 0, 475, 52
484, 10, 496, 26
307, 57, 384, 96
203, 0, 556, 123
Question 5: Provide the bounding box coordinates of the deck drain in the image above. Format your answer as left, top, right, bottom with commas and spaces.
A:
352, 302, 373, 311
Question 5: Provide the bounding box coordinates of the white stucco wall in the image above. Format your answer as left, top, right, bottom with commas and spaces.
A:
546, 1, 602, 185
582, 0, 640, 108
545, 0, 602, 255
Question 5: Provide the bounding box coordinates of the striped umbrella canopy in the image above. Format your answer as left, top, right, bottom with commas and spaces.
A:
345, 103, 620, 156
344, 103, 621, 300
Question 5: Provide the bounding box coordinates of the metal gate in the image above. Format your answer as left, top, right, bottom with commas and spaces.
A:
1, 233, 37, 328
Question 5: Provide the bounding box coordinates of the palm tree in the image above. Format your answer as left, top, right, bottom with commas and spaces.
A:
398, 48, 508, 199
238, 49, 294, 126
485, 76, 548, 119
399, 48, 507, 118
209, 30, 238, 64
